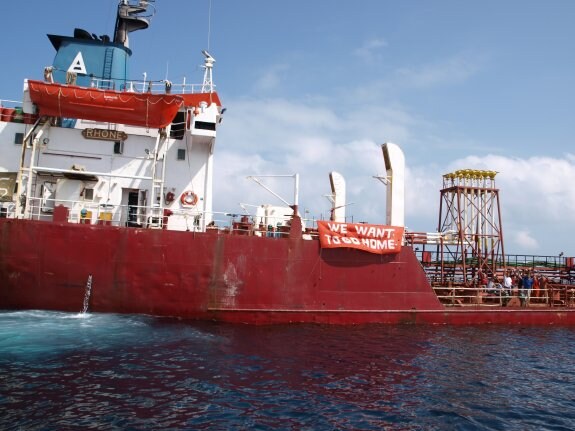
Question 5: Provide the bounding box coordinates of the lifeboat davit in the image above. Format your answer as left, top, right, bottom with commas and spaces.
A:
27, 80, 184, 128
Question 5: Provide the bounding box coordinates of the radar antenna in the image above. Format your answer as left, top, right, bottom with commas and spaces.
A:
201, 50, 215, 93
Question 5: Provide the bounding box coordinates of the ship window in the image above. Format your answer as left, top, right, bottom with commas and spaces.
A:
14, 133, 24, 145
83, 188, 94, 201
170, 111, 186, 140
177, 149, 186, 160
113, 141, 124, 154
194, 121, 216, 131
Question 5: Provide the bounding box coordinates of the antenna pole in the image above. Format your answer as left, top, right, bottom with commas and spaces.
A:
207, 0, 212, 51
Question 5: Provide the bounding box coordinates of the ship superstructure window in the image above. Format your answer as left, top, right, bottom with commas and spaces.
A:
14, 133, 23, 145
113, 141, 124, 154
177, 149, 186, 160
83, 188, 94, 201
194, 121, 216, 131
170, 111, 186, 140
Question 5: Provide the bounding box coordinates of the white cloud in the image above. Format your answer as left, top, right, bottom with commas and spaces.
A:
395, 53, 484, 88
215, 97, 415, 223
217, 97, 416, 160
253, 64, 290, 92
214, 95, 575, 256
403, 164, 442, 228
449, 154, 575, 218
511, 229, 539, 251
353, 38, 388, 63
445, 153, 575, 254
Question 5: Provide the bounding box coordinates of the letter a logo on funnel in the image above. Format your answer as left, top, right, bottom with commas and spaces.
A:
68, 52, 87, 74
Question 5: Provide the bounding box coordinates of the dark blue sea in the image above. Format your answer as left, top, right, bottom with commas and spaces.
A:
1, 311, 574, 431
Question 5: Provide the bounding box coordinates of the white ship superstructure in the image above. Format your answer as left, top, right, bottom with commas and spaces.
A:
0, 0, 223, 232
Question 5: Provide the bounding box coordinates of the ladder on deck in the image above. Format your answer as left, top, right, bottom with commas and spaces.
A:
148, 129, 169, 228
17, 117, 52, 219
102, 48, 114, 89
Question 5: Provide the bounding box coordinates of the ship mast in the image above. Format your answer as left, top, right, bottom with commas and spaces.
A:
201, 50, 215, 93
114, 0, 155, 48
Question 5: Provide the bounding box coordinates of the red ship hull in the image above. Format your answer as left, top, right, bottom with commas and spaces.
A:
27, 80, 184, 129
2, 218, 575, 325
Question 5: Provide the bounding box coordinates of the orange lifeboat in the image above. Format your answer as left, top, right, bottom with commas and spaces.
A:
27, 80, 185, 129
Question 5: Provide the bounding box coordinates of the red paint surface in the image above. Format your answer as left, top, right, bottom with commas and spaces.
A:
179, 93, 222, 108
2, 218, 575, 325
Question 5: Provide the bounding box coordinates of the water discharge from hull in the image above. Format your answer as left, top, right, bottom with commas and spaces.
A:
81, 274, 93, 314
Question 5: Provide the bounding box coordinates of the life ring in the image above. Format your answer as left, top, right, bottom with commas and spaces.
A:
165, 191, 175, 204
180, 191, 198, 206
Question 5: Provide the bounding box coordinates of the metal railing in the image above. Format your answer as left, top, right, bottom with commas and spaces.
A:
432, 284, 575, 308
0, 99, 22, 109
0, 99, 37, 124
3, 197, 319, 239
89, 78, 213, 95
412, 248, 575, 283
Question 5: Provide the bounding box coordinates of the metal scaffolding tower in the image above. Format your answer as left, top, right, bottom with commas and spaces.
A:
437, 169, 505, 283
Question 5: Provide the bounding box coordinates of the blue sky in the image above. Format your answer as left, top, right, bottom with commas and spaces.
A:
1, 0, 575, 255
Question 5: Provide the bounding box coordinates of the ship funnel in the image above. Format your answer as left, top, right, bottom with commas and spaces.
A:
114, 0, 155, 47
382, 143, 405, 227
328, 171, 346, 222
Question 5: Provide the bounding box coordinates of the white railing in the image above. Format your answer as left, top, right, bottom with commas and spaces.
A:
1, 197, 321, 239
0, 99, 22, 109
89, 78, 213, 95
0, 99, 26, 123
13, 197, 274, 233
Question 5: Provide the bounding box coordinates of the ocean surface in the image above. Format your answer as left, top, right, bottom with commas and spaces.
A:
1, 311, 574, 431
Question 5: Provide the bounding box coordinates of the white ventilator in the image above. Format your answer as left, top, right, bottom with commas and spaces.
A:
328, 171, 346, 222
382, 142, 405, 227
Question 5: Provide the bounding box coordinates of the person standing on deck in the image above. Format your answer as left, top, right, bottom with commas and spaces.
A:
516, 271, 524, 297
522, 272, 534, 306
504, 271, 513, 295
480, 272, 488, 288
533, 273, 540, 298
486, 277, 495, 293
540, 276, 549, 304
503, 271, 513, 304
